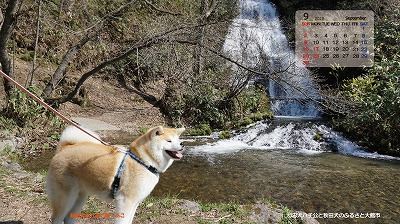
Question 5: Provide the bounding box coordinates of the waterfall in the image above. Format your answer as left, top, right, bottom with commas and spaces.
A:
223, 0, 320, 117
188, 0, 398, 160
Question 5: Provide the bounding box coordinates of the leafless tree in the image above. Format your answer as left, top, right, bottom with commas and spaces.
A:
27, 0, 41, 86
0, 0, 26, 101
192, 0, 218, 76
43, 0, 141, 98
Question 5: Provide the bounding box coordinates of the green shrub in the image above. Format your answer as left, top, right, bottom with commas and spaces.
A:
334, 6, 400, 156
237, 85, 271, 115
279, 205, 300, 224
19, 52, 34, 62
189, 124, 213, 136
336, 59, 400, 156
239, 118, 253, 127
164, 81, 273, 130
1, 85, 65, 153
4, 86, 48, 126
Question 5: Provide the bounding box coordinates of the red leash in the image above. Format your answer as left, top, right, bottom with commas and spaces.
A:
0, 70, 110, 146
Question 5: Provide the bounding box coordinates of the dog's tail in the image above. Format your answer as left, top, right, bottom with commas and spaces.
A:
56, 125, 103, 153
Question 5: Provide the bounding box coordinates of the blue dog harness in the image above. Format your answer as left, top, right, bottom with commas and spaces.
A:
110, 147, 159, 199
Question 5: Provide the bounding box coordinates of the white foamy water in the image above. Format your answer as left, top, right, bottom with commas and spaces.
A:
315, 125, 400, 160
189, 121, 399, 160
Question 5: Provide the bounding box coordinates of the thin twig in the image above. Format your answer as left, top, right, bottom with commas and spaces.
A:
28, 0, 41, 87
143, 0, 181, 16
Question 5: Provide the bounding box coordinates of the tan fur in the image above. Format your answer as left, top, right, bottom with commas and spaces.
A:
46, 125, 185, 224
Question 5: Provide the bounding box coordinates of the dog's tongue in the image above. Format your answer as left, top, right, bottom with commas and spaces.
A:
167, 150, 183, 159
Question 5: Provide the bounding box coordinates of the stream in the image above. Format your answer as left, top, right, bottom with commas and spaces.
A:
22, 119, 400, 224
152, 119, 400, 224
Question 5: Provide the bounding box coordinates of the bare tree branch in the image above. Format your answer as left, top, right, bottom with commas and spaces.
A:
193, 0, 219, 76
43, 33, 95, 97
0, 10, 3, 27
143, 0, 182, 16
53, 25, 190, 104
43, 0, 142, 97
174, 38, 332, 112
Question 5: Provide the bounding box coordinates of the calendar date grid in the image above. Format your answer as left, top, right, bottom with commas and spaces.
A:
295, 10, 374, 67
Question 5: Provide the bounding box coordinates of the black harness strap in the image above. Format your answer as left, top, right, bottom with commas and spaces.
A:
110, 148, 159, 199
110, 152, 128, 199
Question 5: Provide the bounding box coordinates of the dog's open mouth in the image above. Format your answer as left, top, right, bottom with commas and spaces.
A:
166, 150, 183, 159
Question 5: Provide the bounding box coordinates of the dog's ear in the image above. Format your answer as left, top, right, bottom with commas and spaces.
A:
150, 126, 164, 138
176, 127, 185, 136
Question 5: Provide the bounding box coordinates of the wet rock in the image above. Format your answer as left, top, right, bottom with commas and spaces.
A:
324, 138, 339, 152
249, 203, 281, 223
295, 211, 320, 224
14, 171, 30, 179
6, 163, 21, 171
179, 200, 201, 214
0, 139, 15, 151
249, 203, 320, 224
14, 137, 25, 149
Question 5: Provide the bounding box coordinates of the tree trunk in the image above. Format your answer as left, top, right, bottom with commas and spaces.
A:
0, 0, 21, 99
43, 34, 92, 97
0, 10, 4, 27
27, 0, 41, 86
53, 24, 191, 105
43, 0, 140, 98
192, 0, 217, 76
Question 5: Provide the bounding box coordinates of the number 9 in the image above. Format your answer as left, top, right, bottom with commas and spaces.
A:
304, 13, 309, 20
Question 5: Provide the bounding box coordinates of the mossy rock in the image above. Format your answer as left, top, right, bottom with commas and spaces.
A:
218, 130, 232, 139
189, 124, 212, 136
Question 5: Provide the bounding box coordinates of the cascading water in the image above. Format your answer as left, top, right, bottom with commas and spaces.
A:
222, 0, 320, 117
192, 0, 398, 160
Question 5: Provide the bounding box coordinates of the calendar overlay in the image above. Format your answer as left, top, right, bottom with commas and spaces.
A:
295, 10, 374, 67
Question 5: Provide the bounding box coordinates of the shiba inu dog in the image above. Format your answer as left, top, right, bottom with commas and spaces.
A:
46, 125, 185, 224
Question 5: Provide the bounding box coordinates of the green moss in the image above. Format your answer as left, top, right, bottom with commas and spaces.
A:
232, 118, 253, 129
219, 130, 232, 139
279, 204, 303, 224
252, 112, 274, 122
313, 132, 324, 142
189, 124, 213, 136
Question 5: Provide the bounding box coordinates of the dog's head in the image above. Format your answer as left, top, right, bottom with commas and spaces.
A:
148, 126, 185, 160
130, 126, 185, 173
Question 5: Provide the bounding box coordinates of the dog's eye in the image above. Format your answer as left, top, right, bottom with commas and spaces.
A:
167, 140, 172, 143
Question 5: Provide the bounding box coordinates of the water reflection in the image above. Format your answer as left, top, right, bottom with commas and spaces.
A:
153, 149, 400, 224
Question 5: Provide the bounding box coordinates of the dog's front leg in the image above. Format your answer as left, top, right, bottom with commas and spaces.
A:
115, 197, 140, 224
128, 202, 142, 224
